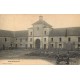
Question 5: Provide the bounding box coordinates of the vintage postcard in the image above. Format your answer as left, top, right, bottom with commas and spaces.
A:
0, 14, 80, 65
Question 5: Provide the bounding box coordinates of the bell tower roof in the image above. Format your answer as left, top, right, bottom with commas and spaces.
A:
32, 16, 52, 27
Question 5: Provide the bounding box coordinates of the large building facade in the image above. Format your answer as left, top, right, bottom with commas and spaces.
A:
0, 16, 80, 50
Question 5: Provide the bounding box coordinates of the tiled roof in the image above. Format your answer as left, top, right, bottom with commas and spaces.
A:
0, 30, 14, 37
15, 30, 28, 37
67, 27, 80, 36
0, 27, 80, 37
49, 27, 80, 36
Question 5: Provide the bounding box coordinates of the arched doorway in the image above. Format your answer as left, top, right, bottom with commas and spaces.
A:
35, 39, 40, 49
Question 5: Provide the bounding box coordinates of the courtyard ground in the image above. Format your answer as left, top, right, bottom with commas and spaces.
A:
0, 49, 80, 65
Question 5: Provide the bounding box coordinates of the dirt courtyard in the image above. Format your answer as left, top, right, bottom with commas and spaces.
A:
0, 49, 80, 65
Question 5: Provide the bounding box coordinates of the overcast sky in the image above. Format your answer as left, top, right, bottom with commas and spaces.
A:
0, 14, 80, 31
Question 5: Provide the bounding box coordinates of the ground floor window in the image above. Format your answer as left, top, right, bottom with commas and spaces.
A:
20, 44, 22, 46
44, 44, 46, 49
59, 44, 62, 48
3, 44, 5, 50
10, 44, 12, 47
15, 44, 17, 48
51, 44, 54, 48
30, 44, 32, 49
78, 44, 80, 48
25, 44, 27, 49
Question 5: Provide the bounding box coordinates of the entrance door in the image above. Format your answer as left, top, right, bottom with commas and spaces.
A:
35, 39, 40, 49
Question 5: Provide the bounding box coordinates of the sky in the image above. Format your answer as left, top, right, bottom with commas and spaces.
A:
0, 14, 80, 31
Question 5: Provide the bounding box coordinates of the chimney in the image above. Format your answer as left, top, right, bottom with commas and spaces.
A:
39, 16, 43, 21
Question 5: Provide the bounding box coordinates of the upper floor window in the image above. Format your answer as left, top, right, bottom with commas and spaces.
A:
51, 44, 54, 47
30, 32, 32, 36
44, 38, 46, 42
5, 38, 7, 42
78, 37, 80, 42
51, 38, 53, 42
68, 37, 71, 42
44, 31, 46, 35
20, 38, 22, 42
25, 38, 28, 41
37, 27, 39, 30
30, 38, 32, 42
59, 38, 62, 42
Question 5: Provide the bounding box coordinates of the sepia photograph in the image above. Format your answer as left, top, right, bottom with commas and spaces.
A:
0, 14, 80, 65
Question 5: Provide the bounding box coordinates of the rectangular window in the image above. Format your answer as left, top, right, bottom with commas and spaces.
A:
30, 44, 32, 48
30, 38, 32, 42
30, 32, 32, 36
44, 31, 46, 35
51, 44, 54, 48
44, 44, 46, 49
51, 38, 53, 42
68, 37, 71, 42
78, 37, 80, 42
10, 44, 12, 47
59, 38, 62, 42
20, 38, 22, 42
44, 38, 46, 42
78, 44, 80, 48
59, 44, 62, 48
20, 44, 22, 46
25, 44, 27, 49
5, 38, 7, 42
25, 38, 28, 41
37, 27, 39, 30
